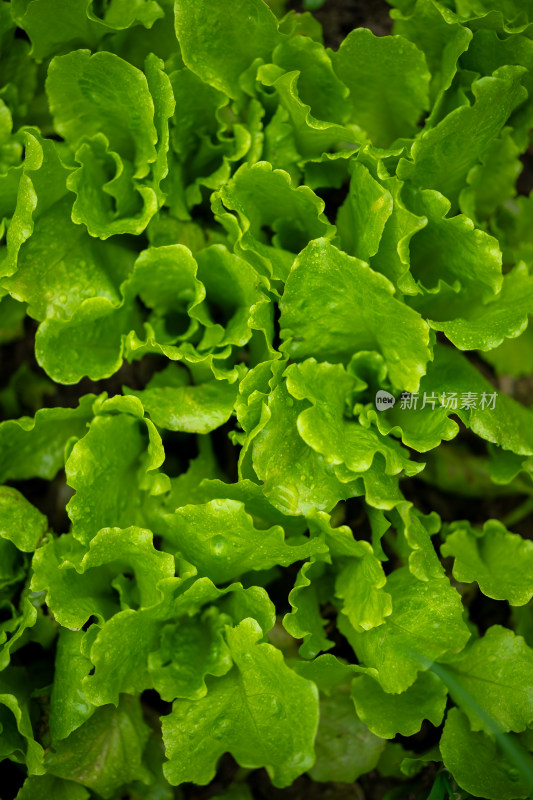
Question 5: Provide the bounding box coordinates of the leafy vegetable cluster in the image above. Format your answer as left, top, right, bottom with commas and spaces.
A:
1, 0, 533, 798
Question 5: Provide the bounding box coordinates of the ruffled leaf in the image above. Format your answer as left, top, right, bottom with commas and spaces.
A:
442, 519, 533, 605
162, 618, 319, 788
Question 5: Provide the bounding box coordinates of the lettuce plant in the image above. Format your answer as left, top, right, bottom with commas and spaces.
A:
1, 0, 533, 798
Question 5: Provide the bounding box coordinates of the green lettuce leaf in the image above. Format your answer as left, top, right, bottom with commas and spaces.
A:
174, 0, 282, 99
0, 666, 44, 774
310, 684, 385, 782
250, 380, 351, 515
392, 0, 472, 107
15, 775, 90, 800
339, 567, 470, 692
331, 28, 430, 146
125, 364, 239, 434
46, 50, 158, 179
482, 325, 533, 378
280, 239, 431, 391
147, 606, 233, 701
0, 539, 26, 593
0, 593, 38, 671
35, 292, 140, 383
334, 552, 392, 634
0, 295, 25, 344
77, 579, 179, 706
290, 653, 357, 693
188, 477, 307, 536
429, 262, 533, 351
495, 192, 533, 269
362, 162, 427, 294
398, 65, 527, 208
0, 6, 36, 127
12, 0, 164, 61
3, 192, 135, 324
351, 671, 448, 738
386, 501, 443, 582
0, 131, 68, 283
130, 243, 204, 341
0, 486, 47, 551
0, 363, 55, 418
272, 34, 349, 125
45, 695, 152, 799
67, 54, 174, 238
444, 625, 533, 733
65, 396, 167, 543
162, 618, 319, 788
81, 579, 274, 707
440, 708, 532, 800
30, 526, 174, 629
0, 395, 95, 482
451, 0, 533, 31
257, 66, 362, 162
460, 126, 523, 223
406, 185, 503, 304
441, 519, 533, 605
418, 344, 533, 455
283, 557, 335, 658
166, 66, 230, 217
160, 498, 326, 584
49, 629, 95, 742
285, 359, 420, 480
214, 162, 334, 282
336, 160, 394, 263
195, 243, 272, 350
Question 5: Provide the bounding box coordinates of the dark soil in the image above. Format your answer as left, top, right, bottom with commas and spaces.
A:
288, 0, 394, 47
517, 145, 533, 197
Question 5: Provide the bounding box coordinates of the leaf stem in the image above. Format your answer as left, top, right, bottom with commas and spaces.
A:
430, 662, 533, 796
502, 495, 533, 528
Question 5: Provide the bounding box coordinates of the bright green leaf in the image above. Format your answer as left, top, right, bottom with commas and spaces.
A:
442, 519, 533, 605
339, 567, 470, 692
331, 28, 430, 146
440, 708, 532, 800
280, 239, 431, 392
351, 671, 448, 738
162, 618, 319, 788
0, 486, 47, 551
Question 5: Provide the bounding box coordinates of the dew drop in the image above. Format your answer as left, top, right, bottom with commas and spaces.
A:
211, 715, 231, 740
249, 693, 283, 718
210, 534, 227, 556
